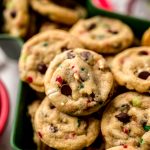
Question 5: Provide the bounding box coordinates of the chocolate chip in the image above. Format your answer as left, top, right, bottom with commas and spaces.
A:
107, 29, 118, 34
90, 92, 95, 98
49, 124, 58, 133
38, 132, 42, 138
138, 71, 150, 80
140, 120, 147, 127
80, 51, 91, 61
87, 23, 96, 31
37, 63, 47, 74
67, 52, 75, 59
50, 104, 55, 109
10, 10, 16, 18
61, 84, 72, 96
138, 51, 148, 56
115, 112, 131, 123
61, 46, 68, 52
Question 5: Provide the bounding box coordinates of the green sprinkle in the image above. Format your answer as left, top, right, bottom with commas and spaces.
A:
79, 83, 84, 89
96, 35, 105, 39
144, 125, 150, 131
77, 119, 81, 127
21, 54, 27, 61
42, 42, 48, 47
80, 68, 85, 71
140, 138, 144, 144
132, 97, 141, 107
102, 24, 110, 28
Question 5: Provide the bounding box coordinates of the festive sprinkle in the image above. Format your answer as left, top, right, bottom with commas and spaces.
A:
140, 138, 144, 144
56, 76, 63, 86
131, 97, 141, 107
38, 132, 42, 138
79, 83, 84, 89
123, 127, 129, 134
74, 73, 79, 80
123, 145, 128, 148
27, 76, 33, 83
80, 67, 85, 71
144, 125, 150, 131
42, 42, 48, 47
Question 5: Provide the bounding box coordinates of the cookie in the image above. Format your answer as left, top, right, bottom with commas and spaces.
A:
28, 100, 53, 150
106, 145, 137, 150
19, 30, 83, 92
39, 21, 70, 32
141, 28, 150, 46
3, 0, 29, 37
111, 47, 150, 93
101, 92, 150, 149
70, 16, 134, 54
34, 97, 100, 150
44, 48, 114, 116
30, 0, 87, 25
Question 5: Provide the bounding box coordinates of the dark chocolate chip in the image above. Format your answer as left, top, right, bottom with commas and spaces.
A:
37, 63, 47, 74
138, 51, 148, 56
80, 51, 91, 61
140, 119, 147, 127
67, 52, 75, 59
10, 10, 16, 18
90, 92, 95, 98
50, 104, 55, 109
87, 23, 96, 31
49, 124, 58, 133
61, 46, 68, 52
107, 29, 118, 34
138, 71, 150, 80
61, 84, 72, 96
38, 132, 42, 138
115, 112, 131, 123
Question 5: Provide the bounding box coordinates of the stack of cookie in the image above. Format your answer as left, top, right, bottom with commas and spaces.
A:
2, 0, 87, 39
18, 9, 150, 150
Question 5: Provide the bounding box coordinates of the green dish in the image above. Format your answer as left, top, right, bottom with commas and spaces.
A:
10, 1, 150, 150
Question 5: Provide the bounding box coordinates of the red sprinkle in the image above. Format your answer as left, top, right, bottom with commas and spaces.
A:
71, 65, 75, 69
56, 76, 63, 85
38, 132, 42, 138
123, 127, 129, 134
27, 76, 33, 83
123, 145, 128, 148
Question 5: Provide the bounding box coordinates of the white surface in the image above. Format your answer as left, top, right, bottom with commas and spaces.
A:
0, 52, 19, 150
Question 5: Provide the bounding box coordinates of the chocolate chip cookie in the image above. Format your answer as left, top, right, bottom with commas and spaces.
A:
19, 30, 83, 92
111, 47, 150, 93
28, 100, 53, 150
3, 0, 29, 37
44, 48, 114, 116
70, 16, 134, 54
34, 97, 100, 150
141, 28, 150, 46
101, 92, 150, 149
106, 145, 137, 150
30, 0, 87, 25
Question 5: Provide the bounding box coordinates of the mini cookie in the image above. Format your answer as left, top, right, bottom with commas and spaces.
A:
19, 30, 83, 92
34, 97, 100, 150
44, 48, 114, 116
3, 0, 29, 37
30, 0, 87, 25
141, 28, 150, 46
101, 92, 150, 149
106, 145, 137, 150
111, 47, 150, 93
28, 100, 53, 150
70, 16, 134, 54
39, 21, 70, 32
